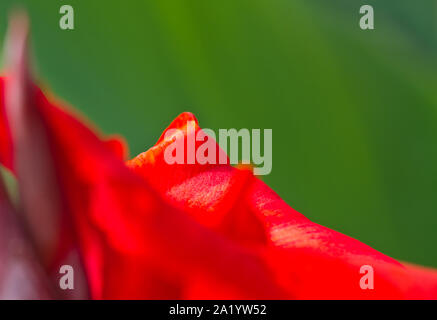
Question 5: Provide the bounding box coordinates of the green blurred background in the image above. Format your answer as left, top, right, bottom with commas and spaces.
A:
0, 0, 436, 267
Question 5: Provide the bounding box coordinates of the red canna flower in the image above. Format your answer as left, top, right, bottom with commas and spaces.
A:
0, 13, 437, 300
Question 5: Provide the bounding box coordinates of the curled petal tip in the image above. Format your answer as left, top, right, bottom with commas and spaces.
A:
3, 10, 33, 137
5, 10, 30, 78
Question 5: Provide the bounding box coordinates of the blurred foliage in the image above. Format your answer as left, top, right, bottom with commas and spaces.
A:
0, 0, 436, 267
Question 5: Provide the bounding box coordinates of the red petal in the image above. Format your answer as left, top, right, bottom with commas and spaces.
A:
128, 112, 437, 299
1, 77, 285, 298
127, 113, 267, 245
